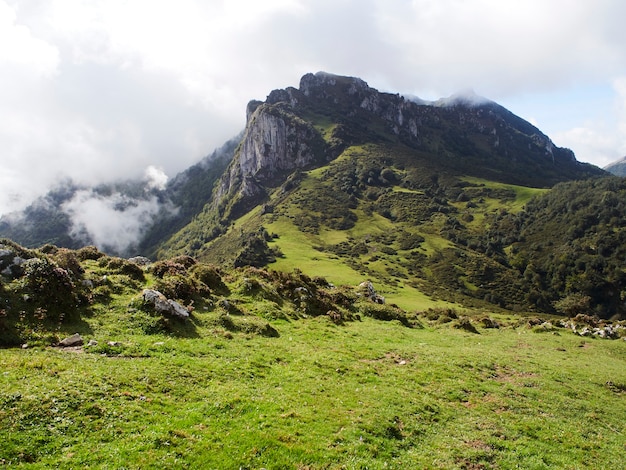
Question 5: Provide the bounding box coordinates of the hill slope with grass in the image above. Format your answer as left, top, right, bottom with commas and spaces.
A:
1, 239, 625, 468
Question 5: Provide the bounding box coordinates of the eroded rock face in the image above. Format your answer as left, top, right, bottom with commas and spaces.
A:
214, 101, 325, 217
212, 71, 591, 222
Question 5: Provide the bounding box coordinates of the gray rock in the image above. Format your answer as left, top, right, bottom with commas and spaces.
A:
358, 281, 385, 304
167, 299, 190, 319
128, 256, 151, 266
58, 333, 83, 347
142, 289, 189, 319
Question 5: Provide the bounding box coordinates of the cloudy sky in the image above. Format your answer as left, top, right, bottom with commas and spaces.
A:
2, 0, 626, 217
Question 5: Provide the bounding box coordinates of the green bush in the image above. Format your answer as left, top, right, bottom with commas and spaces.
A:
359, 302, 414, 327
22, 257, 77, 320
154, 274, 208, 302
76, 245, 105, 261
51, 248, 84, 277
99, 256, 145, 281
191, 264, 227, 293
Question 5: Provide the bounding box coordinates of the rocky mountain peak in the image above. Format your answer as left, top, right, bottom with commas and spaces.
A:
211, 72, 600, 222
299, 71, 370, 98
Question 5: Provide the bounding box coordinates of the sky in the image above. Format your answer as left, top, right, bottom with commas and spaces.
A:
2, 0, 626, 219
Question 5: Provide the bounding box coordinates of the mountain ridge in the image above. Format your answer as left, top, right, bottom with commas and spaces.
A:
4, 72, 623, 317
604, 155, 626, 176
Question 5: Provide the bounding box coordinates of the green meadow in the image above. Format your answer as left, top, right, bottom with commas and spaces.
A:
2, 295, 625, 468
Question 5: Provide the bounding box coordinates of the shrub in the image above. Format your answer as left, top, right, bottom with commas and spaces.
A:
51, 248, 84, 277
76, 245, 105, 261
154, 274, 208, 302
191, 264, 227, 293
99, 256, 145, 281
22, 257, 77, 319
169, 255, 197, 269
453, 317, 480, 334
553, 293, 591, 317
359, 302, 413, 327
151, 260, 188, 278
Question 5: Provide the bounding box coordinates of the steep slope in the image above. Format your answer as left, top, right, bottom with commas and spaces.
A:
206, 71, 601, 223
487, 176, 626, 318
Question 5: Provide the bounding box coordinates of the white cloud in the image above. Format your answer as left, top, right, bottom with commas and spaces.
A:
553, 77, 626, 167
62, 188, 171, 255
0, 1, 58, 76
144, 166, 168, 191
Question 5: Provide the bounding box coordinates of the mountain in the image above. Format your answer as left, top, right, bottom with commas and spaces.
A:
158, 72, 602, 257
604, 156, 626, 176
3, 71, 619, 317
150, 72, 615, 316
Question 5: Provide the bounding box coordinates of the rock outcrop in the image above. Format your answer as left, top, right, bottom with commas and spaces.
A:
142, 289, 190, 319
57, 333, 84, 347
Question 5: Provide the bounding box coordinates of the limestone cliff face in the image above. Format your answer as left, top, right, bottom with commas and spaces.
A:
214, 97, 326, 217
213, 72, 408, 216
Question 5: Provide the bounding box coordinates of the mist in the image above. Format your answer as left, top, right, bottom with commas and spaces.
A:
60, 166, 178, 255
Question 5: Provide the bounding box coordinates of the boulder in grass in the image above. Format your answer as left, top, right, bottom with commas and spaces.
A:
142, 289, 189, 319
58, 333, 84, 347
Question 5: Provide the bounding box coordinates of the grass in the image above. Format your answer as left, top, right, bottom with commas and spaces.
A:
264, 217, 447, 311
461, 176, 548, 211
2, 315, 625, 469
1, 245, 625, 468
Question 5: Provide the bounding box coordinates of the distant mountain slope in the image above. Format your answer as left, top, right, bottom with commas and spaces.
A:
604, 156, 626, 176
0, 137, 238, 257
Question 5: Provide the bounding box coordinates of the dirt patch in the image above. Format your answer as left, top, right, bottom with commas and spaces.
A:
360, 352, 412, 365
491, 365, 538, 384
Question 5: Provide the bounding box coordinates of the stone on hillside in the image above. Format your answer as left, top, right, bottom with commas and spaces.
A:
58, 333, 84, 347
128, 256, 151, 266
167, 299, 190, 319
142, 289, 189, 319
357, 281, 385, 304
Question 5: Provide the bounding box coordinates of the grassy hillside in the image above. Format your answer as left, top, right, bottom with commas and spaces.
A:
2, 302, 625, 468
183, 143, 549, 313
2, 240, 625, 468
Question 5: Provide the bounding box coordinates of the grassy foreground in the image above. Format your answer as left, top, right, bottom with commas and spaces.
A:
2, 315, 625, 469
